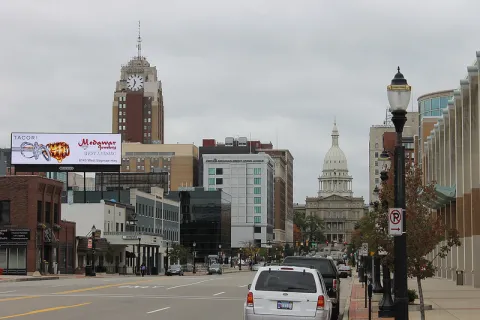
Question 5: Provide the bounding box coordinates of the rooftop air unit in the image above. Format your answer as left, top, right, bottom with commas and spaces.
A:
225, 137, 234, 146
238, 137, 248, 146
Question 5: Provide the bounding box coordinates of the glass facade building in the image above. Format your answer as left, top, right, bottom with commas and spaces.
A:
417, 90, 454, 169
167, 188, 231, 260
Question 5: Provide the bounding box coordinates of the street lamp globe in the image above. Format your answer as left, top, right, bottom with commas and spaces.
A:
193, 241, 196, 248
219, 244, 221, 249
91, 225, 97, 233
387, 67, 412, 113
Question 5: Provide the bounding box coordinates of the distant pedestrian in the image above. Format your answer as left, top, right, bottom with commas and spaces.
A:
141, 263, 146, 277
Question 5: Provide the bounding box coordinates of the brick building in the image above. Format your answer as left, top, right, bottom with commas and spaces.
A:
0, 176, 76, 275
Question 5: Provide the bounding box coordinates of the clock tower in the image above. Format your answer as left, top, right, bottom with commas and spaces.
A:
112, 22, 164, 144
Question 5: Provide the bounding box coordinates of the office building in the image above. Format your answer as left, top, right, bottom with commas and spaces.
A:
257, 149, 294, 244
416, 90, 454, 181
368, 112, 418, 203
423, 51, 480, 287
121, 142, 198, 191
167, 188, 232, 259
202, 153, 274, 248
199, 137, 273, 186
0, 176, 76, 275
95, 172, 169, 194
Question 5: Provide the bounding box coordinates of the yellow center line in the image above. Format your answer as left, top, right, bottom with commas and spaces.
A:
0, 302, 91, 319
0, 296, 40, 302
53, 279, 156, 294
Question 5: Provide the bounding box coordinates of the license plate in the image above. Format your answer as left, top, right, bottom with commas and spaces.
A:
277, 301, 293, 310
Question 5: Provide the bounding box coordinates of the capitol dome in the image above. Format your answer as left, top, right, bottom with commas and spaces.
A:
318, 121, 353, 198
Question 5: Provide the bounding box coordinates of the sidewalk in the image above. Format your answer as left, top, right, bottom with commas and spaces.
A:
347, 274, 480, 320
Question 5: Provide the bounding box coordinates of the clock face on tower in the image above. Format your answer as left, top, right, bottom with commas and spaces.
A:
126, 74, 144, 91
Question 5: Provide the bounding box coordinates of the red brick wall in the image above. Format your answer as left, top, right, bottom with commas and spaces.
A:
0, 176, 65, 273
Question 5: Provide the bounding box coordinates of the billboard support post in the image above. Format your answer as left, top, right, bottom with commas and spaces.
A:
117, 170, 121, 202
83, 172, 87, 203
100, 172, 104, 200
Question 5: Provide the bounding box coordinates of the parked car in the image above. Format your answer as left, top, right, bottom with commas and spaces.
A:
208, 263, 223, 275
252, 263, 263, 271
166, 265, 184, 276
282, 256, 341, 320
244, 266, 332, 320
338, 265, 352, 278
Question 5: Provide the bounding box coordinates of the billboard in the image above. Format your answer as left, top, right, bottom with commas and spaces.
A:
11, 133, 121, 167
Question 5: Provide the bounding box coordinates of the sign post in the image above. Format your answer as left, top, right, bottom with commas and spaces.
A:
388, 208, 403, 236
360, 242, 369, 256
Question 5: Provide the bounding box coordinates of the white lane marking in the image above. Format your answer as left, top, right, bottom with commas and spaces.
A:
213, 292, 225, 296
238, 285, 248, 288
147, 307, 170, 314
0, 290, 16, 294
166, 279, 214, 290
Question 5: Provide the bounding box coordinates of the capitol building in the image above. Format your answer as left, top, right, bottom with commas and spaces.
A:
304, 122, 367, 243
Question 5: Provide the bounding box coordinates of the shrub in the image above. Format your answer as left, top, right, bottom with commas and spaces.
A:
407, 289, 418, 303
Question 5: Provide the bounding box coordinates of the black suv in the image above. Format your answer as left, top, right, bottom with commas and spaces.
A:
282, 256, 341, 320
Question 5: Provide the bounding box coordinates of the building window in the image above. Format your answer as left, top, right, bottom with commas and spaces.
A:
216, 168, 223, 175
374, 161, 378, 167
254, 197, 261, 204
216, 178, 223, 185
254, 216, 261, 224
208, 178, 215, 185
254, 227, 261, 233
375, 169, 379, 175
375, 178, 379, 184
208, 168, 215, 175
37, 201, 42, 223
254, 168, 261, 175
0, 201, 10, 225
374, 152, 378, 158
254, 206, 261, 214
254, 178, 261, 185
254, 187, 261, 194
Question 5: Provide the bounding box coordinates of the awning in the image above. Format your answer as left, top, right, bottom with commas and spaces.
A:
77, 237, 109, 252
424, 184, 456, 210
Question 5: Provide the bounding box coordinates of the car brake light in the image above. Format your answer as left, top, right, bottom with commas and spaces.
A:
280, 267, 294, 270
247, 292, 254, 307
317, 295, 325, 309
333, 279, 337, 290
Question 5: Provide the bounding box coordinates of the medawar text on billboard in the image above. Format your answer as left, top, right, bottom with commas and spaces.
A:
10, 133, 122, 166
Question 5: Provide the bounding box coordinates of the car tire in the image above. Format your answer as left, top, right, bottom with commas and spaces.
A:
331, 303, 340, 320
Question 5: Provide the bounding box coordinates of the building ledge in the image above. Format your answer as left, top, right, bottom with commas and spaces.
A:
425, 184, 456, 210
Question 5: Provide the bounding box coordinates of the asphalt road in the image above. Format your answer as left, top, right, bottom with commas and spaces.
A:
0, 272, 352, 319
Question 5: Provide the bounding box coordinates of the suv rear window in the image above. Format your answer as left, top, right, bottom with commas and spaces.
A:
254, 270, 317, 293
282, 257, 336, 276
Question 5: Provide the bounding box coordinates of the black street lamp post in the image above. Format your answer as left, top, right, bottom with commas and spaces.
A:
387, 67, 412, 320
378, 150, 395, 318
267, 240, 271, 263
165, 241, 170, 274
371, 189, 384, 295
193, 241, 196, 274
218, 244, 222, 263
90, 225, 97, 277
137, 237, 141, 275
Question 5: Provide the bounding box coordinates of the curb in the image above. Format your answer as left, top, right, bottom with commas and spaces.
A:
342, 274, 355, 320
0, 276, 60, 283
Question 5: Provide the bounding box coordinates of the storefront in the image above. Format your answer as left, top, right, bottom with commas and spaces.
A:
0, 229, 31, 275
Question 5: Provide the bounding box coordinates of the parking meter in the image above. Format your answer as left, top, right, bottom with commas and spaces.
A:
359, 265, 365, 283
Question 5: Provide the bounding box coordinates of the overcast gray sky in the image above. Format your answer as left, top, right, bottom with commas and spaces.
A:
1, 0, 478, 203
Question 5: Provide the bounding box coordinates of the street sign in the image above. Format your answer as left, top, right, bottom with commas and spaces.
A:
360, 242, 368, 256
388, 208, 403, 236
87, 238, 92, 249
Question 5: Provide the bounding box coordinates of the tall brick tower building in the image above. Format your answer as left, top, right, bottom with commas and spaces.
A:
112, 23, 164, 144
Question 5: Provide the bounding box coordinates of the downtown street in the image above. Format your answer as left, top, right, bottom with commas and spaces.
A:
0, 271, 351, 319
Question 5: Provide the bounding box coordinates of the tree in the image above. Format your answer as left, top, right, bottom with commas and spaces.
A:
240, 241, 260, 260
360, 163, 460, 320
169, 244, 190, 265
293, 211, 325, 248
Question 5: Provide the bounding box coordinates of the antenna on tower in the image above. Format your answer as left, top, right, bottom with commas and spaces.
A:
136, 20, 142, 59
